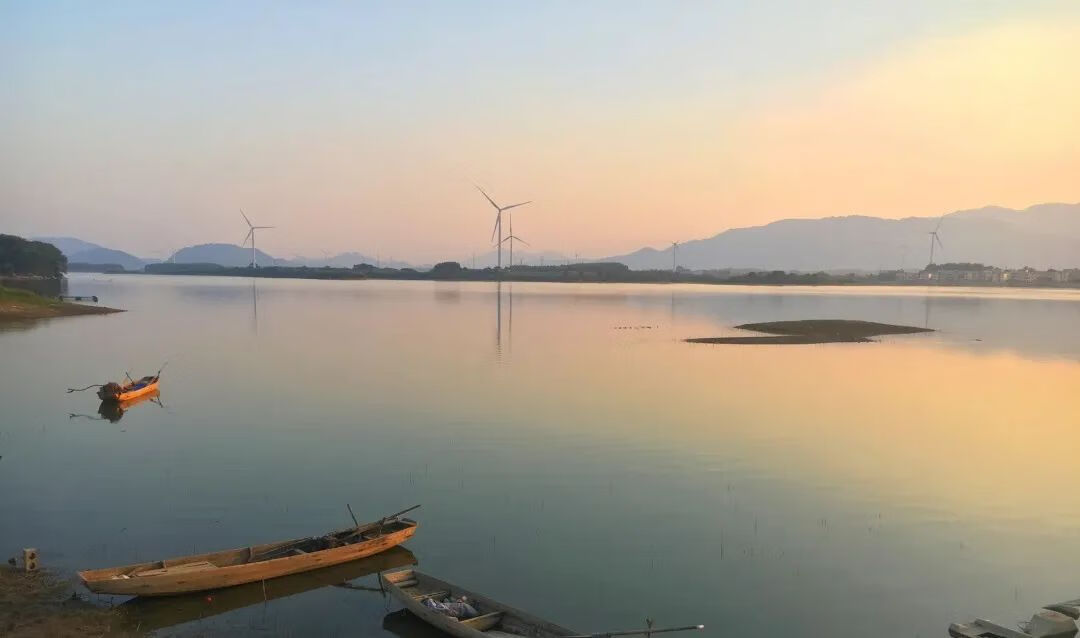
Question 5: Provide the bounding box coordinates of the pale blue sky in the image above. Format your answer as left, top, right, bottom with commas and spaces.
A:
2, 1, 1078, 260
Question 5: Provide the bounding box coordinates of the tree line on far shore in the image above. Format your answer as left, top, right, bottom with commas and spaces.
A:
0, 234, 67, 277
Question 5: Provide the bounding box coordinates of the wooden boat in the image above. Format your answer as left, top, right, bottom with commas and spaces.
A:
98, 389, 160, 422
98, 374, 161, 402
382, 569, 578, 638
382, 569, 703, 638
117, 546, 416, 632
79, 508, 419, 596
950, 599, 1080, 638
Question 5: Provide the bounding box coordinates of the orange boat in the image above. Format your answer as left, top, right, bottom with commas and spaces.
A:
97, 374, 160, 402
98, 389, 161, 422
79, 505, 420, 596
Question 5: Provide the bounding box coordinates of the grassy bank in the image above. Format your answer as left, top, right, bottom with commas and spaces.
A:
687, 319, 933, 345
0, 566, 137, 637
0, 286, 122, 321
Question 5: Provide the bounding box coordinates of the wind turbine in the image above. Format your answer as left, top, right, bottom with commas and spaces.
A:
476, 185, 530, 270
500, 233, 530, 268
671, 241, 680, 275
927, 215, 945, 266
240, 210, 274, 268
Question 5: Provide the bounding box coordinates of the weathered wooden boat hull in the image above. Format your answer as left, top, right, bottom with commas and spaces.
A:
381, 569, 576, 638
80, 518, 417, 596
117, 546, 417, 632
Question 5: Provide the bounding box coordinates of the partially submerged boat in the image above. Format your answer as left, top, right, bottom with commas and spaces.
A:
381, 569, 704, 638
382, 569, 577, 638
97, 374, 161, 402
80, 507, 419, 596
950, 599, 1079, 638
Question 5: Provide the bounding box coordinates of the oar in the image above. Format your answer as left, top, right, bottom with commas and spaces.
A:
381, 504, 421, 522
566, 624, 705, 638
347, 503, 362, 534
376, 504, 421, 535
66, 384, 103, 393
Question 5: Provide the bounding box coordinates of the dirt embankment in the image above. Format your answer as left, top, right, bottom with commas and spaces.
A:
0, 566, 138, 637
0, 286, 122, 322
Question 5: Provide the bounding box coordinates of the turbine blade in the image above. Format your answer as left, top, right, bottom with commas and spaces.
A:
501, 201, 531, 211
935, 234, 944, 248
475, 185, 501, 211
934, 214, 946, 232
490, 213, 501, 242
255, 226, 275, 229
242, 229, 253, 246
240, 209, 253, 228
515, 236, 530, 246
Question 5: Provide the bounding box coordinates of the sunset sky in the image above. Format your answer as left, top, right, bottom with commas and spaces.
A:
2, 1, 1078, 262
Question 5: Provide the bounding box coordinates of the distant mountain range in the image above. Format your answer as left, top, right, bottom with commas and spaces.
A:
37, 238, 414, 270
35, 202, 1080, 273
603, 203, 1080, 271
170, 243, 276, 267
36, 237, 151, 271
170, 244, 414, 269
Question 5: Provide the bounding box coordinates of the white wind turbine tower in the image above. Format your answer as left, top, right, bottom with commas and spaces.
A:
476, 185, 530, 269
927, 215, 945, 266
500, 233, 530, 267
240, 210, 274, 268
671, 241, 680, 274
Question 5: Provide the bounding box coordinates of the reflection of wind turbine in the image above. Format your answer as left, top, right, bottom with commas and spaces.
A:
476, 186, 530, 270
240, 210, 274, 268
495, 281, 502, 361
251, 277, 259, 335
927, 215, 945, 266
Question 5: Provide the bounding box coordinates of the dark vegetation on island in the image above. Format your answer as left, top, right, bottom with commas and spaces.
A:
0, 235, 122, 321
686, 319, 933, 345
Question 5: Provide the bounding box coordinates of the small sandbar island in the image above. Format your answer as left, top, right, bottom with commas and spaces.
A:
687, 319, 933, 345
0, 286, 122, 322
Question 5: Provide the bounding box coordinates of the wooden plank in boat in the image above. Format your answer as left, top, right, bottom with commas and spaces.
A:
135, 561, 216, 577
461, 611, 504, 631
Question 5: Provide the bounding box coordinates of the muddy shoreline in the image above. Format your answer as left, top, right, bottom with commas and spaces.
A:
0, 566, 137, 637
0, 287, 123, 322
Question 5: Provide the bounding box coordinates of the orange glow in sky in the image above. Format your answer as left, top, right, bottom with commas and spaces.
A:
2, 5, 1078, 261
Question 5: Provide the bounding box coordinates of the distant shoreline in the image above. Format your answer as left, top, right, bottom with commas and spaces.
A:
91, 263, 1080, 290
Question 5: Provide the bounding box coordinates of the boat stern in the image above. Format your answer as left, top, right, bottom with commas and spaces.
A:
381, 568, 415, 587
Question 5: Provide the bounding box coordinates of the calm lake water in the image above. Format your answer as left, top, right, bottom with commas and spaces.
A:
2, 274, 1079, 637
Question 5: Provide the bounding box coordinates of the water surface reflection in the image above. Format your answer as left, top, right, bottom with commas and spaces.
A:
0, 275, 1077, 638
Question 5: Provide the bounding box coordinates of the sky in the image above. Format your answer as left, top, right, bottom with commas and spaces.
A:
2, 1, 1079, 262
